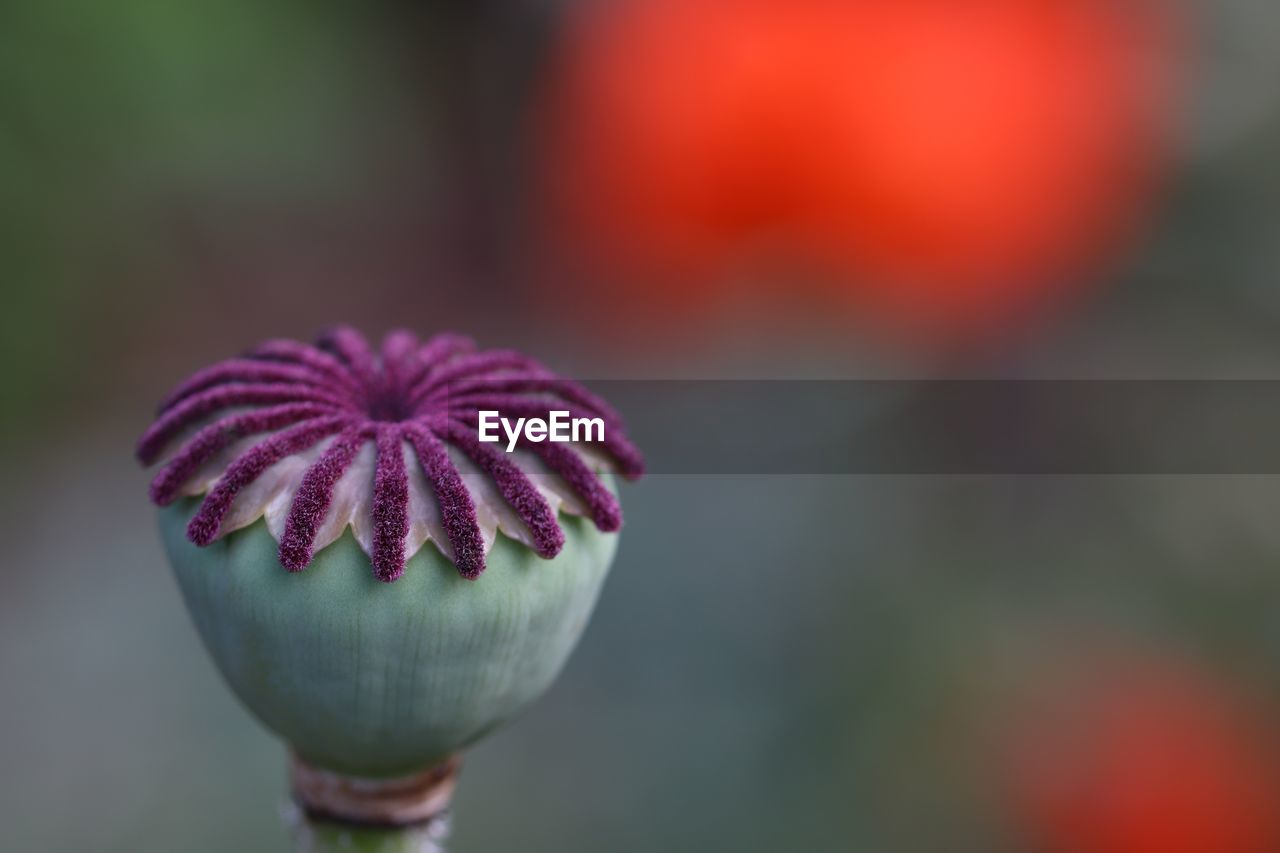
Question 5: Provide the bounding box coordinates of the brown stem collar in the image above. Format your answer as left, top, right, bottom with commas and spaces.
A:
290, 753, 461, 827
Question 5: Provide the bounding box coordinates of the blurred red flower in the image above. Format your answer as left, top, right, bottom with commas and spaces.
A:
539, 0, 1179, 343
1001, 653, 1280, 853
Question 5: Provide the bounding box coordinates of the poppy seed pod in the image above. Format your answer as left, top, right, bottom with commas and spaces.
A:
138, 327, 643, 832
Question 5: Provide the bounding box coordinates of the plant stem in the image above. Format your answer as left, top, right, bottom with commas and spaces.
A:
284, 802, 450, 852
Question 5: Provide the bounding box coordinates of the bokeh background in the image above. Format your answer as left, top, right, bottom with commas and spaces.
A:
6, 1, 1280, 850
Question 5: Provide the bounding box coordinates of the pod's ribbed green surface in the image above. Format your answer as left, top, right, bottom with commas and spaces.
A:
161, 490, 617, 777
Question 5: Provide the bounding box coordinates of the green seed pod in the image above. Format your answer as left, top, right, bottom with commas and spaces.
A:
160, 492, 617, 777
137, 328, 644, 841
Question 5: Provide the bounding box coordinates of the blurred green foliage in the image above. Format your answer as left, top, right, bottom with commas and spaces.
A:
0, 1, 423, 439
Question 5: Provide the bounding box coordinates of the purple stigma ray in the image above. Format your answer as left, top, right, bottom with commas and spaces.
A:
150, 403, 335, 505
319, 325, 381, 392
250, 340, 364, 394
523, 441, 623, 532
448, 408, 624, 530
137, 382, 355, 464
381, 330, 420, 387
374, 330, 419, 422
404, 425, 485, 579
279, 424, 371, 571
409, 351, 550, 407
187, 416, 351, 546
371, 425, 411, 582
441, 422, 565, 559
157, 359, 360, 415
400, 333, 477, 395
415, 333, 476, 372
139, 328, 643, 579
427, 375, 622, 424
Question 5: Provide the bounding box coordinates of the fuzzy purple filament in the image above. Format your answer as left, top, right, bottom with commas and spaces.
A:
370, 425, 411, 581
138, 327, 644, 582
186, 415, 351, 546
279, 424, 371, 571
149, 402, 336, 506
440, 421, 565, 559
404, 424, 486, 579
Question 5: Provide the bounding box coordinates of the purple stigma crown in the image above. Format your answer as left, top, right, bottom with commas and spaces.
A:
137, 327, 644, 582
